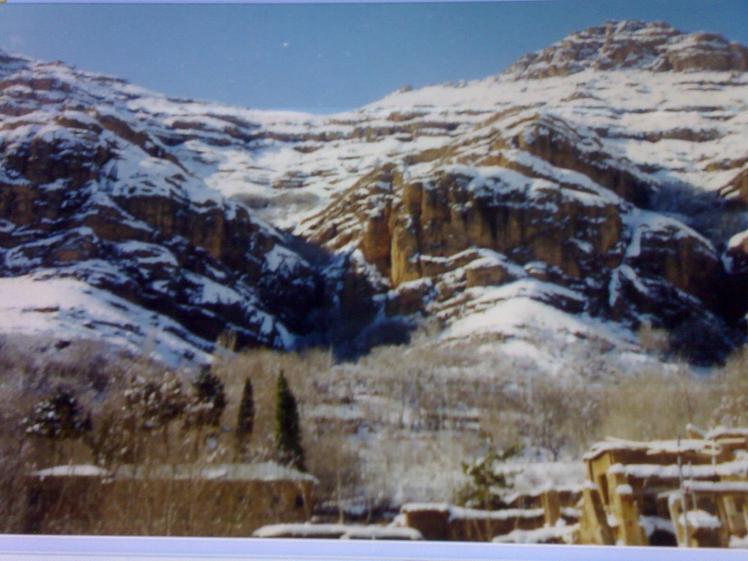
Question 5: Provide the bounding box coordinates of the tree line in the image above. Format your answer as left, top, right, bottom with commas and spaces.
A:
22, 369, 306, 471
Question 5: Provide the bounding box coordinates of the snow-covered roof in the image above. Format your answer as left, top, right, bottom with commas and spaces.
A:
706, 427, 748, 440
504, 484, 583, 504
252, 523, 422, 540
609, 458, 748, 480
401, 502, 451, 514
731, 535, 748, 548
32, 465, 109, 478
253, 523, 349, 539
492, 523, 576, 544
401, 503, 544, 522
583, 437, 721, 461
341, 526, 423, 540
32, 462, 316, 484
639, 515, 675, 538
679, 510, 722, 530
116, 462, 317, 483
683, 480, 748, 493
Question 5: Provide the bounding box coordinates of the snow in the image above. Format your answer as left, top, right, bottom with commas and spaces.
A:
731, 535, 748, 548
115, 462, 317, 483
116, 241, 178, 266
33, 465, 109, 478
186, 273, 243, 306
2, 23, 748, 371
616, 484, 633, 496
401, 503, 544, 522
682, 480, 748, 493
502, 463, 585, 496
401, 503, 451, 514
639, 515, 675, 538
265, 244, 307, 273
679, 510, 722, 530
0, 275, 212, 366
624, 208, 716, 256
253, 524, 348, 538
728, 230, 748, 249
707, 427, 748, 440
584, 437, 720, 461
253, 523, 421, 540
442, 280, 633, 352
492, 523, 575, 544
341, 526, 422, 540
607, 459, 748, 480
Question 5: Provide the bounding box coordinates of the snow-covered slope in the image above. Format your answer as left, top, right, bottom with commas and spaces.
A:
2, 20, 748, 366
0, 52, 329, 365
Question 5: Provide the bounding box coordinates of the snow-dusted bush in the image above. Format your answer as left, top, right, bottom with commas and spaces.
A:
124, 372, 188, 431
23, 388, 92, 441
185, 370, 226, 428
455, 445, 520, 510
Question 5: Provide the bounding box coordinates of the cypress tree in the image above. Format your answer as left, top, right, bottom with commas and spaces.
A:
274, 371, 305, 471
235, 377, 255, 457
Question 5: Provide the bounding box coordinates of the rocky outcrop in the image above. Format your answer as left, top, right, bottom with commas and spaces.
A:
0, 64, 328, 352
504, 20, 748, 80
506, 115, 653, 207
2, 18, 748, 365
303, 155, 728, 352
719, 167, 748, 202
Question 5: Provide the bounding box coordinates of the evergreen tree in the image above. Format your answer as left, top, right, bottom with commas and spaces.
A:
235, 377, 255, 457
274, 371, 305, 471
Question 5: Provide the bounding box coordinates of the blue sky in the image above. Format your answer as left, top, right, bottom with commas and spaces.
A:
1, 1, 747, 112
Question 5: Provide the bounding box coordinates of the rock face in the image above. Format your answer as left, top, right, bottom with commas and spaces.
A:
296, 20, 748, 363
0, 54, 326, 361
2, 19, 748, 365
504, 20, 748, 79
303, 151, 728, 362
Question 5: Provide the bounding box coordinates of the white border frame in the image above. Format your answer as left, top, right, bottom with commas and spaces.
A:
0, 536, 746, 560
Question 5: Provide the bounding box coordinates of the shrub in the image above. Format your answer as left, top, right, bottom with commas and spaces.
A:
23, 388, 92, 441
123, 373, 187, 431
185, 370, 226, 428
454, 445, 520, 510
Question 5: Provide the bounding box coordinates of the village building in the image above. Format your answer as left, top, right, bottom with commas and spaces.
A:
24, 462, 317, 536
397, 486, 582, 543
578, 427, 748, 547
384, 426, 748, 547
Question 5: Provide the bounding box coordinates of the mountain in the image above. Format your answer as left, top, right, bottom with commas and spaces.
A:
0, 53, 327, 364
1, 20, 748, 367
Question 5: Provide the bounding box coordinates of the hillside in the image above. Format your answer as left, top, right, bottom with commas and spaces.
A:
1, 20, 748, 367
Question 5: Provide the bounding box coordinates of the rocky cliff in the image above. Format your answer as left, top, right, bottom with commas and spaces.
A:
0, 54, 327, 363
1, 20, 748, 366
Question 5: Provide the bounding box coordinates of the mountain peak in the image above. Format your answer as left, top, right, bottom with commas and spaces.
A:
503, 19, 748, 79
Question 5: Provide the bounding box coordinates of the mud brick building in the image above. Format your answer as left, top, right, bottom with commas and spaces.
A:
578, 427, 748, 547
24, 462, 317, 536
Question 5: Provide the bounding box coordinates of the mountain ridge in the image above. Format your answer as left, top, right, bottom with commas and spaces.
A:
1, 20, 748, 367
502, 20, 748, 80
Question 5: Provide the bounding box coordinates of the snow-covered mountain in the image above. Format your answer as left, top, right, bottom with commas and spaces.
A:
2, 20, 748, 366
